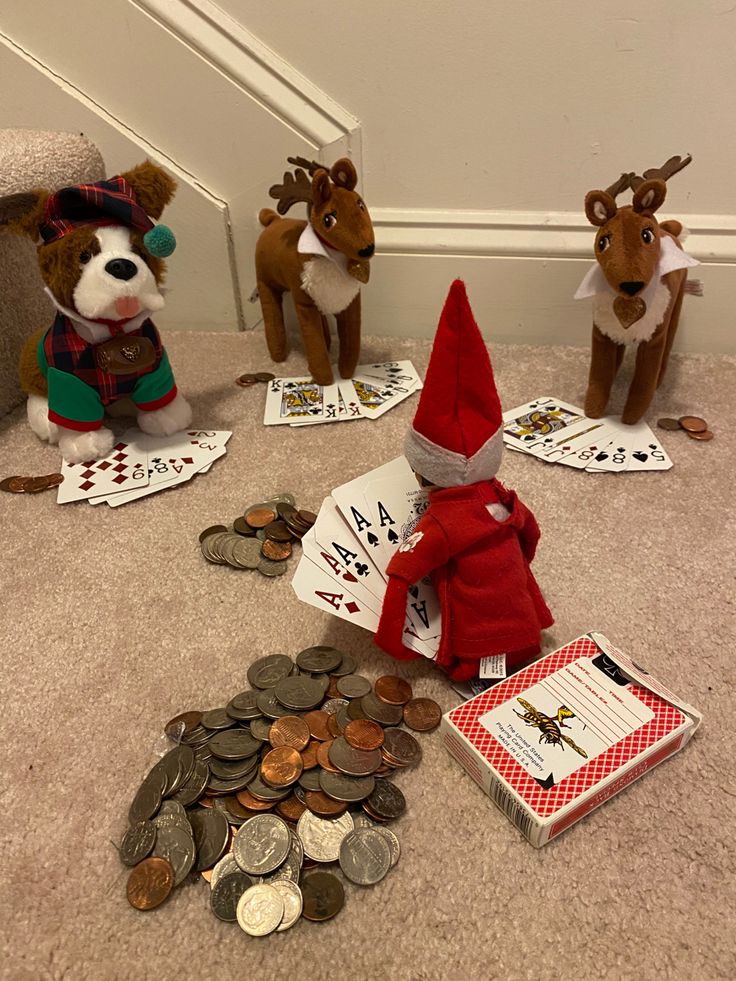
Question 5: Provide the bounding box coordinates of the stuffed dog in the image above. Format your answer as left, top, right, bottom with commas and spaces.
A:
0, 161, 191, 463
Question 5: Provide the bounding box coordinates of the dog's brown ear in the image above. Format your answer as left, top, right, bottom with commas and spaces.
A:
632, 178, 666, 215
0, 190, 48, 238
312, 169, 332, 205
584, 190, 617, 227
120, 161, 176, 219
329, 158, 357, 191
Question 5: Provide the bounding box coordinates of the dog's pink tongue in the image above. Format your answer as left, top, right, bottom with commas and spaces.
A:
115, 296, 140, 318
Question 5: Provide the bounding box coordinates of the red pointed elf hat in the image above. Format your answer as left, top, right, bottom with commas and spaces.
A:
404, 280, 503, 487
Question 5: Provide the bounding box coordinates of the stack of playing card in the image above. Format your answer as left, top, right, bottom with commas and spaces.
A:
503, 396, 673, 473
263, 361, 422, 427
57, 429, 232, 506
292, 456, 441, 660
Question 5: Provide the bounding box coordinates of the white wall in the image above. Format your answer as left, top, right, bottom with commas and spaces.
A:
1, 0, 734, 352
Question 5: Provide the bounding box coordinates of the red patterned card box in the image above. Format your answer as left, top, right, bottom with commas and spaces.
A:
441, 632, 701, 847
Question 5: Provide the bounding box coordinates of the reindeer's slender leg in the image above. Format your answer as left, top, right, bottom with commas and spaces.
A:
585, 325, 621, 418
258, 281, 288, 363
335, 292, 362, 379
657, 275, 686, 387
294, 294, 334, 385
622, 328, 667, 424
321, 315, 332, 352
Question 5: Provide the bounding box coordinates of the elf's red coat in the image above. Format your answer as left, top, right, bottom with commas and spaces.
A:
374, 478, 553, 681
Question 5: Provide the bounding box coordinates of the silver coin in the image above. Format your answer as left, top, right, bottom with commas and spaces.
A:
336, 674, 372, 699
208, 729, 261, 761
261, 847, 301, 884
339, 828, 391, 886
321, 698, 349, 716
247, 654, 294, 690
274, 675, 325, 711
170, 759, 209, 806
236, 884, 284, 937
382, 728, 422, 766
202, 531, 230, 564
319, 770, 375, 803
211, 871, 254, 922
208, 755, 257, 780
153, 810, 192, 833
288, 830, 303, 869
272, 879, 303, 932
295, 646, 344, 674
360, 691, 404, 726
258, 557, 287, 577
232, 814, 291, 875
373, 826, 401, 868
230, 537, 262, 570
265, 491, 296, 506
189, 807, 230, 871
152, 824, 196, 887
128, 768, 165, 824
246, 775, 291, 802
329, 651, 357, 677
210, 852, 240, 891
249, 716, 274, 741
328, 737, 383, 776
120, 820, 156, 866
298, 769, 322, 792
200, 707, 234, 731
297, 810, 354, 863
255, 689, 293, 720
226, 690, 261, 721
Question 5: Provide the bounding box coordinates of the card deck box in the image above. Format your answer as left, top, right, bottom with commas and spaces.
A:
441, 632, 701, 847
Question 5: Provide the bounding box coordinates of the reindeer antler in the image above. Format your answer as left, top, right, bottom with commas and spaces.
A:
268, 168, 313, 215
630, 154, 692, 191
287, 156, 327, 177
604, 173, 633, 199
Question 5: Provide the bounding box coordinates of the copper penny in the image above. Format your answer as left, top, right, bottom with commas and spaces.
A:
304, 790, 349, 818
164, 710, 203, 738
269, 716, 310, 751
326, 677, 341, 700
374, 675, 413, 705
199, 524, 227, 543
0, 476, 27, 493
327, 714, 341, 738
254, 372, 275, 383
199, 796, 216, 809
403, 697, 442, 731
126, 856, 174, 910
264, 520, 293, 542
223, 795, 252, 819
261, 746, 303, 787
657, 417, 681, 431
316, 740, 339, 773
301, 871, 345, 921
275, 795, 307, 822
233, 516, 255, 536
235, 790, 274, 812
344, 719, 385, 751
687, 429, 714, 441
297, 509, 317, 527
361, 802, 388, 822
24, 475, 57, 493
200, 868, 213, 882
302, 710, 332, 741
236, 373, 258, 387
261, 538, 292, 561
300, 740, 320, 769
678, 415, 708, 433
245, 506, 277, 529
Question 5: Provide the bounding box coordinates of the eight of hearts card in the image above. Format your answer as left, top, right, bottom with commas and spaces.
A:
502, 396, 672, 473
263, 361, 423, 428
292, 455, 440, 661
58, 429, 232, 506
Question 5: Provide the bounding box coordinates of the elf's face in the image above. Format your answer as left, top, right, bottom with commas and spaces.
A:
38, 224, 166, 320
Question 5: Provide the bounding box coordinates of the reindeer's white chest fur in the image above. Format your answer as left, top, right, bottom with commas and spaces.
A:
593, 279, 671, 346
300, 256, 360, 315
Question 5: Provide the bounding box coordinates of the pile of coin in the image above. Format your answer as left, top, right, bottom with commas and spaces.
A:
0, 473, 64, 494
199, 493, 316, 578
236, 371, 275, 388
119, 647, 442, 935
657, 414, 714, 441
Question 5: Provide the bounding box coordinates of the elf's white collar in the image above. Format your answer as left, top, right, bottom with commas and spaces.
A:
574, 235, 699, 302
45, 287, 153, 344
298, 222, 349, 271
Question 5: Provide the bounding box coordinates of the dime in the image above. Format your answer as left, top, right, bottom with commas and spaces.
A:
189, 807, 230, 871
403, 697, 442, 731
344, 719, 384, 751
364, 780, 406, 820
211, 871, 254, 922
296, 645, 344, 675
199, 524, 227, 543
382, 728, 422, 767
261, 539, 292, 561
687, 429, 714, 441
657, 417, 681, 431
297, 810, 354, 863
261, 746, 303, 787
232, 814, 291, 875
678, 415, 708, 433
319, 770, 375, 803
374, 675, 413, 705
269, 716, 311, 751
258, 557, 288, 577
236, 883, 284, 936
152, 824, 196, 886
300, 871, 345, 921
336, 674, 373, 699
272, 879, 303, 931
246, 506, 277, 529
339, 828, 392, 886
120, 820, 156, 866
126, 856, 174, 911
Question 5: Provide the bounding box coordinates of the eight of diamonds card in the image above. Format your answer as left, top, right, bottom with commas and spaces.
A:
441, 633, 701, 847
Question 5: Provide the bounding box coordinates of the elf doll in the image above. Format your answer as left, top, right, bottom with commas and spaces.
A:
374, 280, 553, 681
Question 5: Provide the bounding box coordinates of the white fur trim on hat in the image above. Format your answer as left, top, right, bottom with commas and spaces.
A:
404, 424, 503, 487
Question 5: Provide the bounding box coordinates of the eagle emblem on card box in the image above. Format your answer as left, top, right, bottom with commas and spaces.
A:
513, 698, 588, 758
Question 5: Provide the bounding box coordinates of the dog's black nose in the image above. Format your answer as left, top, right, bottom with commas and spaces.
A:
619, 281, 645, 296
105, 258, 138, 281
358, 243, 375, 258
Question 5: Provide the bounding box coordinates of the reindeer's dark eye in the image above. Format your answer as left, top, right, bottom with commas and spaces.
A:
641, 228, 655, 244
79, 250, 92, 264
323, 212, 337, 229
598, 234, 611, 253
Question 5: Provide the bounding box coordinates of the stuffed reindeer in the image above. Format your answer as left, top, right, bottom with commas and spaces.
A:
255, 156, 375, 386
575, 155, 701, 424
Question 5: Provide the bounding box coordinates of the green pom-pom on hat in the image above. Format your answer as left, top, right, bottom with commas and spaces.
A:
143, 224, 176, 257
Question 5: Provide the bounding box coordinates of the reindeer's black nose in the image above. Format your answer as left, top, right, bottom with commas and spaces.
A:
358, 243, 375, 258
619, 281, 644, 296
105, 258, 138, 281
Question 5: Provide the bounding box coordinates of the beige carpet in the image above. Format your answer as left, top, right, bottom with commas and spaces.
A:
1, 329, 734, 981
